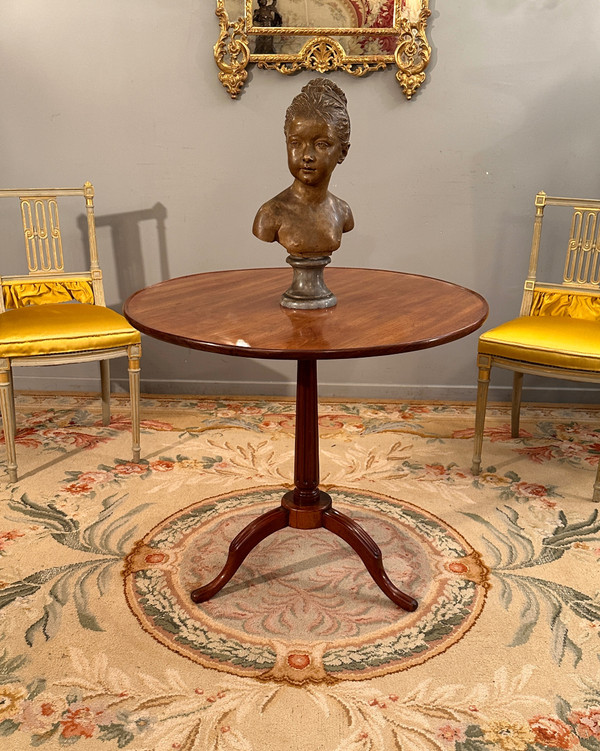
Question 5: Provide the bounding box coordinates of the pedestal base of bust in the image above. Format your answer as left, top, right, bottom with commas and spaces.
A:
281, 255, 337, 309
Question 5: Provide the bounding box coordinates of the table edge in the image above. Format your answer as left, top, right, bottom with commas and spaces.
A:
123, 268, 489, 361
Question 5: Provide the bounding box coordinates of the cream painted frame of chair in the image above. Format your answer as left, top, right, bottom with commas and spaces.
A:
0, 183, 141, 483
472, 191, 600, 502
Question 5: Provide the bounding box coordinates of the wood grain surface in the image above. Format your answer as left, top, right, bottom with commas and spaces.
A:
124, 268, 488, 360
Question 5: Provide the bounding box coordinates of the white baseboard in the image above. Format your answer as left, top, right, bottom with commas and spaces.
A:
11, 374, 600, 404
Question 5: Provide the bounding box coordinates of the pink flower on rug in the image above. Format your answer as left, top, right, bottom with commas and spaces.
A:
17, 693, 68, 734
261, 415, 295, 429
584, 445, 600, 465
516, 445, 558, 463
60, 707, 96, 738
59, 701, 113, 739
513, 481, 549, 499
399, 405, 431, 419
557, 441, 593, 460
238, 405, 263, 414
9, 428, 43, 448
453, 427, 476, 439
22, 409, 55, 426
213, 461, 231, 470
42, 429, 108, 449
150, 460, 175, 472
62, 470, 114, 494
222, 402, 252, 413
423, 464, 468, 480
63, 480, 94, 495
287, 654, 311, 670
528, 715, 579, 748
437, 724, 465, 742
568, 708, 600, 739
95, 415, 131, 430
0, 529, 25, 552
145, 552, 167, 564
555, 423, 600, 441
193, 400, 218, 410
424, 463, 447, 476
113, 462, 148, 476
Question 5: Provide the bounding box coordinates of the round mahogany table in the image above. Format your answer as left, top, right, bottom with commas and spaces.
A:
124, 267, 488, 611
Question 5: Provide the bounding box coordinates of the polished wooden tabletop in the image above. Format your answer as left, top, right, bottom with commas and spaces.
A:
124, 267, 488, 360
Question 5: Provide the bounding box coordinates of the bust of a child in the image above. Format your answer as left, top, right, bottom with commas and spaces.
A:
253, 78, 354, 259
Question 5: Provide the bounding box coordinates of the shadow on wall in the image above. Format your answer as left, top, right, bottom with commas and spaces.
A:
75, 202, 171, 390
77, 202, 169, 304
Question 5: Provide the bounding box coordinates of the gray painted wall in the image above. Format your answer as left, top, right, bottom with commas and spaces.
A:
2, 0, 600, 402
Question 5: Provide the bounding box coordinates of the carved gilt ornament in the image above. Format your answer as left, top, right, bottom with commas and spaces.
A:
214, 0, 431, 100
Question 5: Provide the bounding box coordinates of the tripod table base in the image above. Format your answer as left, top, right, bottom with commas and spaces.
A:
190, 495, 418, 612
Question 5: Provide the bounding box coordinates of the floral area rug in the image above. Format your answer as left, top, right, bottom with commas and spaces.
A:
1, 393, 600, 751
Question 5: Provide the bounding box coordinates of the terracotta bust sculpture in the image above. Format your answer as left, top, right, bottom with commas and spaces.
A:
253, 78, 354, 259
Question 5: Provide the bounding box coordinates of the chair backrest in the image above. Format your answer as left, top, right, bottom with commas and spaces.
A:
521, 191, 600, 321
0, 182, 106, 312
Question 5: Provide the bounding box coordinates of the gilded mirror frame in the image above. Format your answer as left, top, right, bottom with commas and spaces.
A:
215, 0, 431, 100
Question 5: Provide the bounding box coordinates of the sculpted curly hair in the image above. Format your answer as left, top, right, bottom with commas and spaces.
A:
284, 78, 350, 148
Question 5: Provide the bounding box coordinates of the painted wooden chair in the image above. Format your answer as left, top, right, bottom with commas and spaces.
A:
0, 183, 141, 482
472, 191, 600, 502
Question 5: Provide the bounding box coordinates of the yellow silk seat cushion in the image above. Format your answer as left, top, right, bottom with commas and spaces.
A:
0, 303, 141, 358
479, 316, 600, 372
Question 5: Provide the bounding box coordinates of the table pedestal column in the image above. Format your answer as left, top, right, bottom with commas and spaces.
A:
281, 359, 332, 527
191, 360, 418, 612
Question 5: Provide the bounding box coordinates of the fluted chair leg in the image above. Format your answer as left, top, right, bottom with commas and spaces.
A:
511, 371, 523, 438
0, 359, 18, 483
593, 460, 600, 503
8, 367, 16, 436
128, 344, 141, 463
100, 360, 110, 426
472, 357, 491, 475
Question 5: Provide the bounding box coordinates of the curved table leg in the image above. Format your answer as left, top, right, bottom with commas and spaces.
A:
323, 507, 418, 612
190, 506, 289, 603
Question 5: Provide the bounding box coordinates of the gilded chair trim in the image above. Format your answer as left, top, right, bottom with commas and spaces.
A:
2, 279, 94, 309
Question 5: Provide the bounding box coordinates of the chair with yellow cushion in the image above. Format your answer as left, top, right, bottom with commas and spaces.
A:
0, 183, 141, 482
472, 191, 600, 502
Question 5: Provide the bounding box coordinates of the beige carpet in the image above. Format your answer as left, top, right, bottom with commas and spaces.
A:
1, 393, 600, 750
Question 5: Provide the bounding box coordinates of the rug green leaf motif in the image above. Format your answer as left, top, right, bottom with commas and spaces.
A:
2, 493, 150, 647
465, 506, 600, 667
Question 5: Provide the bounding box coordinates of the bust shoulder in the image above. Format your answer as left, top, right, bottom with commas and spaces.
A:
329, 193, 355, 233
252, 189, 294, 242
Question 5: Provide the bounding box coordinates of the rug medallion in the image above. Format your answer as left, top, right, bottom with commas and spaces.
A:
123, 486, 489, 684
